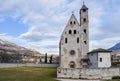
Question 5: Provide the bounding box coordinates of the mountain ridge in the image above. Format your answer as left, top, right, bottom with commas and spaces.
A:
108, 42, 120, 51
0, 39, 42, 56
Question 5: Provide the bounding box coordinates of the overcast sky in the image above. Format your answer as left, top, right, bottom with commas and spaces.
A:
0, 0, 120, 55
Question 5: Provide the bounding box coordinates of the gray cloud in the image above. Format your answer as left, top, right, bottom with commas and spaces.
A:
0, 0, 120, 54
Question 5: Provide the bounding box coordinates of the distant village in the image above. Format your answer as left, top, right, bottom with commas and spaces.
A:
0, 48, 59, 64
0, 39, 59, 64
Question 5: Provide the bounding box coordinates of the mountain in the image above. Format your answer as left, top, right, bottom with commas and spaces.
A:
108, 42, 120, 51
0, 39, 42, 56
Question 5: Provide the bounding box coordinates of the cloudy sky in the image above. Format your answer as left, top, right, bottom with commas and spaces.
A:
0, 0, 120, 55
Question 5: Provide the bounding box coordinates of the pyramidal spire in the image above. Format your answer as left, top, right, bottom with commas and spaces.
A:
81, 1, 88, 10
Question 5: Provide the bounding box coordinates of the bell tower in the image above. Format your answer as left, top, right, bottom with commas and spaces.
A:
80, 3, 89, 58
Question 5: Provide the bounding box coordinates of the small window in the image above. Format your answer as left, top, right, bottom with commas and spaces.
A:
83, 9, 86, 12
70, 21, 72, 25
65, 38, 67, 43
69, 30, 72, 34
84, 41, 87, 44
77, 37, 79, 43
83, 18, 86, 22
84, 29, 86, 34
91, 54, 93, 56
74, 21, 76, 24
100, 58, 102, 62
74, 30, 76, 34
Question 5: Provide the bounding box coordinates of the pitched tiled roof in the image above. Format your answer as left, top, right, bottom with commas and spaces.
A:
88, 48, 112, 54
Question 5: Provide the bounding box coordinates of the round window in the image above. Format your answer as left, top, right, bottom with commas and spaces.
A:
70, 50, 75, 55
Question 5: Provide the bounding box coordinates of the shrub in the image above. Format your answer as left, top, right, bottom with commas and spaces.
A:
112, 76, 120, 79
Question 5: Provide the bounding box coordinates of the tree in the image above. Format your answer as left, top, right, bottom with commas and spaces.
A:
44, 53, 47, 63
49, 55, 53, 64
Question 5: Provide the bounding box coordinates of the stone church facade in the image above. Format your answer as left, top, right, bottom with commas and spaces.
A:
59, 4, 89, 68
57, 4, 120, 79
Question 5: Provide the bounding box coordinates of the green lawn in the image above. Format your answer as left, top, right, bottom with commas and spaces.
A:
0, 67, 58, 81
104, 80, 120, 81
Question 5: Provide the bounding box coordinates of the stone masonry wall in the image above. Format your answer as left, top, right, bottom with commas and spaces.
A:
57, 67, 120, 79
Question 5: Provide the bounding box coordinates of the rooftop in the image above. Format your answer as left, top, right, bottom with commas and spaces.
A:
88, 48, 112, 54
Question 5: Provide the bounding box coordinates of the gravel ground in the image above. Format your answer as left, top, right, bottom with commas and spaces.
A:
58, 79, 101, 81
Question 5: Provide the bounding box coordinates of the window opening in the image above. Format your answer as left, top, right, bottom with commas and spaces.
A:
100, 58, 102, 62
83, 18, 86, 22
65, 38, 67, 43
77, 37, 79, 43
69, 30, 72, 34
74, 30, 76, 34
83, 9, 86, 12
74, 21, 76, 24
70, 50, 75, 55
84, 41, 87, 44
84, 29, 87, 34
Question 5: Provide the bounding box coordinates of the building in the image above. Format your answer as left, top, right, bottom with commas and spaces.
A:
59, 3, 89, 68
57, 3, 120, 79
111, 50, 120, 66
88, 48, 112, 68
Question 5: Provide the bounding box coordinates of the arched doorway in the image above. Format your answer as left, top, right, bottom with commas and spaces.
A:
69, 61, 75, 68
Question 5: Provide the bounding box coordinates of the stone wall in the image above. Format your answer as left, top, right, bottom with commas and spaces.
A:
57, 67, 120, 79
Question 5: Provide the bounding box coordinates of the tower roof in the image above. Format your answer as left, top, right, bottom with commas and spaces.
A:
80, 4, 88, 10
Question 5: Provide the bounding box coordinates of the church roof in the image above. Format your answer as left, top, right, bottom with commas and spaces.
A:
65, 13, 80, 26
80, 4, 88, 10
88, 48, 112, 54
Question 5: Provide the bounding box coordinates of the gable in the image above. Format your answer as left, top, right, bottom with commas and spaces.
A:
66, 14, 80, 27
61, 14, 80, 36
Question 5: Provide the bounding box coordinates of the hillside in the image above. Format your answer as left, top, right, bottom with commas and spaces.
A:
108, 42, 120, 51
0, 39, 42, 56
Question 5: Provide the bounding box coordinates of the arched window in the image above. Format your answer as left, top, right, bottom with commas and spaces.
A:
83, 18, 86, 22
69, 61, 75, 68
74, 30, 76, 34
83, 9, 86, 12
65, 38, 67, 43
84, 29, 87, 34
69, 30, 72, 34
74, 21, 76, 24
70, 21, 72, 25
77, 37, 79, 43
100, 58, 102, 62
84, 41, 87, 44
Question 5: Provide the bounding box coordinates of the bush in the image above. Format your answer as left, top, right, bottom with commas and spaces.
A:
112, 76, 120, 79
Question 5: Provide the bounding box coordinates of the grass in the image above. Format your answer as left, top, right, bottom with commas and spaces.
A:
0, 67, 58, 81
104, 80, 120, 81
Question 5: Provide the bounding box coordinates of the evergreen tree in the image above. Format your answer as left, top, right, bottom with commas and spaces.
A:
45, 53, 47, 63
49, 55, 53, 64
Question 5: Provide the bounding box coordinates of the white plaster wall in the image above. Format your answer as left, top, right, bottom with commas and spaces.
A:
88, 53, 98, 68
98, 53, 111, 68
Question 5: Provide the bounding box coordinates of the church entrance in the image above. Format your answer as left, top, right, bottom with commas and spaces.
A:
69, 61, 75, 68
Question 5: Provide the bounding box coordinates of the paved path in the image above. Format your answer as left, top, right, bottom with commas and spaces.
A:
0, 63, 59, 68
58, 79, 100, 81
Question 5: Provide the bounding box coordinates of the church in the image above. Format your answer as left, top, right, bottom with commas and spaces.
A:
57, 3, 120, 80
59, 4, 89, 68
